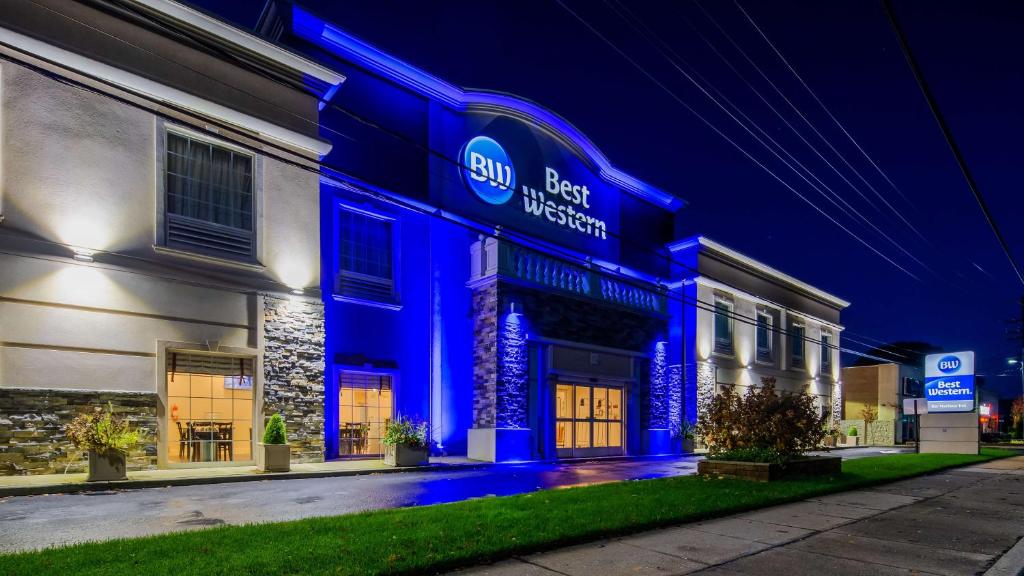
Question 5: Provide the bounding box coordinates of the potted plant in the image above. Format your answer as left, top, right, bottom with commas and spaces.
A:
676, 421, 696, 453
65, 403, 140, 482
257, 413, 291, 472
844, 426, 860, 447
383, 416, 430, 467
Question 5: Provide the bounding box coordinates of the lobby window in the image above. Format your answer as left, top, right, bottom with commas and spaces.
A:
790, 323, 806, 370
713, 297, 734, 355
336, 205, 397, 304
338, 371, 393, 457
820, 331, 833, 373
164, 131, 255, 261
166, 352, 254, 464
756, 309, 773, 363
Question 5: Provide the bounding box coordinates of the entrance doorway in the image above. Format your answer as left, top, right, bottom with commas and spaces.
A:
555, 383, 624, 458
338, 372, 393, 457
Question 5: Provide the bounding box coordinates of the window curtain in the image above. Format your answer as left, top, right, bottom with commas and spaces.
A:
166, 133, 252, 231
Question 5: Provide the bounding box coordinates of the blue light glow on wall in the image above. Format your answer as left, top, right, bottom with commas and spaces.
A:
649, 341, 669, 429
668, 364, 682, 435
497, 309, 529, 429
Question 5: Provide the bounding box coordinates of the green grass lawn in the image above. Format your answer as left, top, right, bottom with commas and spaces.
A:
1, 449, 1013, 576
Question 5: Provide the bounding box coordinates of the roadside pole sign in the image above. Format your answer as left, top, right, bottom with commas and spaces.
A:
924, 351, 976, 413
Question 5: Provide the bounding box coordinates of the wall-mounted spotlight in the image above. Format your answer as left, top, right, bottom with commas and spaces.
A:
72, 248, 95, 263
290, 288, 304, 296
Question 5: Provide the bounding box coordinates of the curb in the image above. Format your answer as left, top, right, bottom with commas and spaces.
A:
985, 536, 1024, 576
0, 461, 493, 498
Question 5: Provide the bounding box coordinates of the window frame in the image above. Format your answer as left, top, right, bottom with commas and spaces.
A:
789, 321, 806, 371
712, 296, 735, 356
820, 331, 833, 374
332, 201, 401, 310
335, 368, 398, 459
156, 123, 263, 265
755, 308, 774, 365
156, 341, 260, 469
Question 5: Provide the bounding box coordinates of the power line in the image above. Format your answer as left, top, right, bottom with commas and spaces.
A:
734, 1, 921, 215
554, 0, 923, 282
694, 0, 930, 245
0, 44, 901, 365
882, 0, 1024, 289
603, 0, 940, 281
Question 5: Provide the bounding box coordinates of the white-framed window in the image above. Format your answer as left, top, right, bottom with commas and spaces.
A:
335, 203, 399, 305
712, 297, 734, 355
789, 322, 806, 370
163, 129, 256, 262
755, 309, 773, 363
820, 331, 833, 373
166, 351, 255, 465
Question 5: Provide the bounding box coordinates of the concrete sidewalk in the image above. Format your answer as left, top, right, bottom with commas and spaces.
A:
455, 456, 1024, 576
0, 456, 483, 497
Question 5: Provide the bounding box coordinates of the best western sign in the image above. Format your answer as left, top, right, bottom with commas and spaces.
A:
462, 136, 608, 240
924, 351, 975, 413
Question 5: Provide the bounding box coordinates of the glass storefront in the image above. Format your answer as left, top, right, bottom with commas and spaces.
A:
556, 382, 624, 458
339, 372, 393, 457
166, 352, 254, 464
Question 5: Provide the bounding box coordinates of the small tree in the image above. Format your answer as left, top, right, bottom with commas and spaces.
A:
860, 405, 878, 445
262, 414, 287, 445
697, 377, 829, 463
1012, 397, 1024, 440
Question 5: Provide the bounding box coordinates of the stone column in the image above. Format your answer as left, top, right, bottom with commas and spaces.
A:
261, 294, 325, 463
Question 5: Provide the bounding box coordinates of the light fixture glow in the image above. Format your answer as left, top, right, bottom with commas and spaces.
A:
290, 288, 304, 295
72, 248, 95, 263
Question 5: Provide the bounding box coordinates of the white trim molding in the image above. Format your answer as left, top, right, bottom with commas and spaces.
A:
0, 26, 333, 158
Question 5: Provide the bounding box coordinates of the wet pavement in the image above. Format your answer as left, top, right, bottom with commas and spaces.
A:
0, 456, 699, 552
0, 447, 910, 553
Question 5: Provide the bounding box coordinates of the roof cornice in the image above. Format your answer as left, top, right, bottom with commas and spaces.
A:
669, 235, 851, 310
290, 4, 684, 212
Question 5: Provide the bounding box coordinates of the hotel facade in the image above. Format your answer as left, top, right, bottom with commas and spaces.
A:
0, 0, 847, 474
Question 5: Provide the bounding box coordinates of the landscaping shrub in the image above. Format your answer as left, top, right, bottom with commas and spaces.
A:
262, 414, 287, 445
697, 377, 828, 462
848, 426, 859, 437
65, 403, 139, 452
383, 415, 429, 449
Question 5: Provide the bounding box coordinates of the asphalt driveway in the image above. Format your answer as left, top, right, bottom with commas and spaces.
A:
0, 447, 910, 553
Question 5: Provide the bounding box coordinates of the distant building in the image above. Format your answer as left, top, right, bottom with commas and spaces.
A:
841, 363, 924, 445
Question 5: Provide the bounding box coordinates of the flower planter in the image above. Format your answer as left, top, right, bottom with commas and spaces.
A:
257, 443, 291, 472
698, 455, 842, 482
840, 436, 861, 448
87, 449, 127, 482
385, 443, 429, 467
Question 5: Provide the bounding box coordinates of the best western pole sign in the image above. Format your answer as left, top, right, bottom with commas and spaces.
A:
924, 351, 975, 413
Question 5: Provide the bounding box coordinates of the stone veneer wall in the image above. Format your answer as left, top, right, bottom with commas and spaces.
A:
0, 389, 157, 475
262, 294, 326, 463
472, 282, 498, 428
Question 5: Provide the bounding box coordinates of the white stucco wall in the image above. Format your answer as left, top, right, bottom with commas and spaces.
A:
693, 280, 841, 416
0, 62, 319, 394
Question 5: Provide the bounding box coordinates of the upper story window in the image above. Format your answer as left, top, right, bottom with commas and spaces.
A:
165, 131, 255, 261
756, 309, 773, 363
336, 205, 397, 304
713, 297, 734, 355
820, 331, 833, 373
789, 323, 806, 370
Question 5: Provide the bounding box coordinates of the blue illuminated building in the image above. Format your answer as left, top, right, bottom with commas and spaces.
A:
252, 2, 847, 463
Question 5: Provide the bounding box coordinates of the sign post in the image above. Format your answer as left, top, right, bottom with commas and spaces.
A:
920, 351, 979, 454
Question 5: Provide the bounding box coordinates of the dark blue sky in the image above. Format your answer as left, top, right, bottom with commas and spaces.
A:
193, 0, 1024, 397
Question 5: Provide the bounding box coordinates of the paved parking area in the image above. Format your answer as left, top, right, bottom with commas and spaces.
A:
0, 447, 911, 554
455, 456, 1024, 576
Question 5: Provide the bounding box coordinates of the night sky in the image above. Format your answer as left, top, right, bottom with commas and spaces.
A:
191, 0, 1024, 398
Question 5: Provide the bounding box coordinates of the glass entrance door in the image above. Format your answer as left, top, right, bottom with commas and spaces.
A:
555, 383, 624, 458
338, 372, 393, 457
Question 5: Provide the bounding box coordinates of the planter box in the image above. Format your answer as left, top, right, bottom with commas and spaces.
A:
698, 455, 842, 482
839, 436, 861, 448
257, 443, 291, 472
87, 449, 127, 482
385, 443, 428, 467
